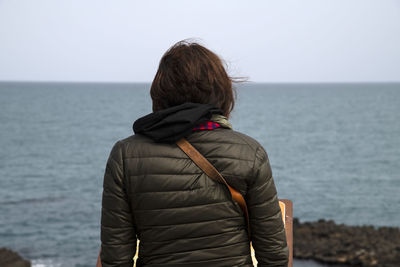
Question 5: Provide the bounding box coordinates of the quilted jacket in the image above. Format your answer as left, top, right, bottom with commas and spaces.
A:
101, 103, 289, 267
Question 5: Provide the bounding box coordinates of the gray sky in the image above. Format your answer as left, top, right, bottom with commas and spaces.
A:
0, 0, 399, 83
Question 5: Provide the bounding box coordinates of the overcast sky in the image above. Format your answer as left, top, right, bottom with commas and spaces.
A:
0, 0, 399, 83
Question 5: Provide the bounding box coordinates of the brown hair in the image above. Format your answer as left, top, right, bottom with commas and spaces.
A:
150, 40, 237, 118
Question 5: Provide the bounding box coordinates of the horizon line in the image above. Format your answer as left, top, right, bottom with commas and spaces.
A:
1, 80, 400, 85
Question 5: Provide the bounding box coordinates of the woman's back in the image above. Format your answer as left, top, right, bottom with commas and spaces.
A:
101, 105, 288, 266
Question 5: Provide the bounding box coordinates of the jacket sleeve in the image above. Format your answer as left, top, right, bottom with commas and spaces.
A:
246, 146, 289, 267
101, 141, 137, 267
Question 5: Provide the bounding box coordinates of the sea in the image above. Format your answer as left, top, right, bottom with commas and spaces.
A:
0, 81, 399, 267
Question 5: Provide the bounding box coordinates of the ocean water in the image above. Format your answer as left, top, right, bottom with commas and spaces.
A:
0, 82, 399, 267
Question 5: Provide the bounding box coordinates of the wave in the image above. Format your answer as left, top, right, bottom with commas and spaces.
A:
0, 196, 66, 205
31, 259, 62, 267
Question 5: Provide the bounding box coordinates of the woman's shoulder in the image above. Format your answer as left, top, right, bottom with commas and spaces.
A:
197, 128, 264, 149
189, 128, 268, 160
110, 134, 187, 159
110, 134, 151, 152
222, 129, 269, 161
227, 129, 265, 151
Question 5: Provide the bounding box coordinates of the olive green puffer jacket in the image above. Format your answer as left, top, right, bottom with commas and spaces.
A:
101, 128, 288, 267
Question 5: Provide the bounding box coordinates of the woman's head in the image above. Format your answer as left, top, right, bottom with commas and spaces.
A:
150, 40, 236, 118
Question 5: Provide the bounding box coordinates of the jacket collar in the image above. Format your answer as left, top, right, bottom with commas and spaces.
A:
211, 114, 232, 130
133, 102, 230, 143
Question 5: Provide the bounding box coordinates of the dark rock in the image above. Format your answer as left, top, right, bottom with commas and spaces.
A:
0, 248, 31, 267
293, 218, 400, 267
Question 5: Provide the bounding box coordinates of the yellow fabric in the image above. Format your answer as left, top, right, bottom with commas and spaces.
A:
210, 114, 233, 129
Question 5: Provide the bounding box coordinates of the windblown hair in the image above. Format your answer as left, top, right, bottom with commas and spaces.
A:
150, 40, 237, 117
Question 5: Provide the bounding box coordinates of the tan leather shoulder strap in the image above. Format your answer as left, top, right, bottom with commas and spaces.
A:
176, 138, 251, 238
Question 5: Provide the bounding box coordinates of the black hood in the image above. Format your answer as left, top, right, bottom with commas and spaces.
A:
133, 102, 223, 143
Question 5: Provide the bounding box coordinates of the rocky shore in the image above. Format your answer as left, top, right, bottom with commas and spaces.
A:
2, 219, 400, 267
293, 218, 400, 266
0, 248, 31, 267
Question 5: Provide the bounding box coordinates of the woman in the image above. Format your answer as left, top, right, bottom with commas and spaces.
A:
99, 40, 289, 267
